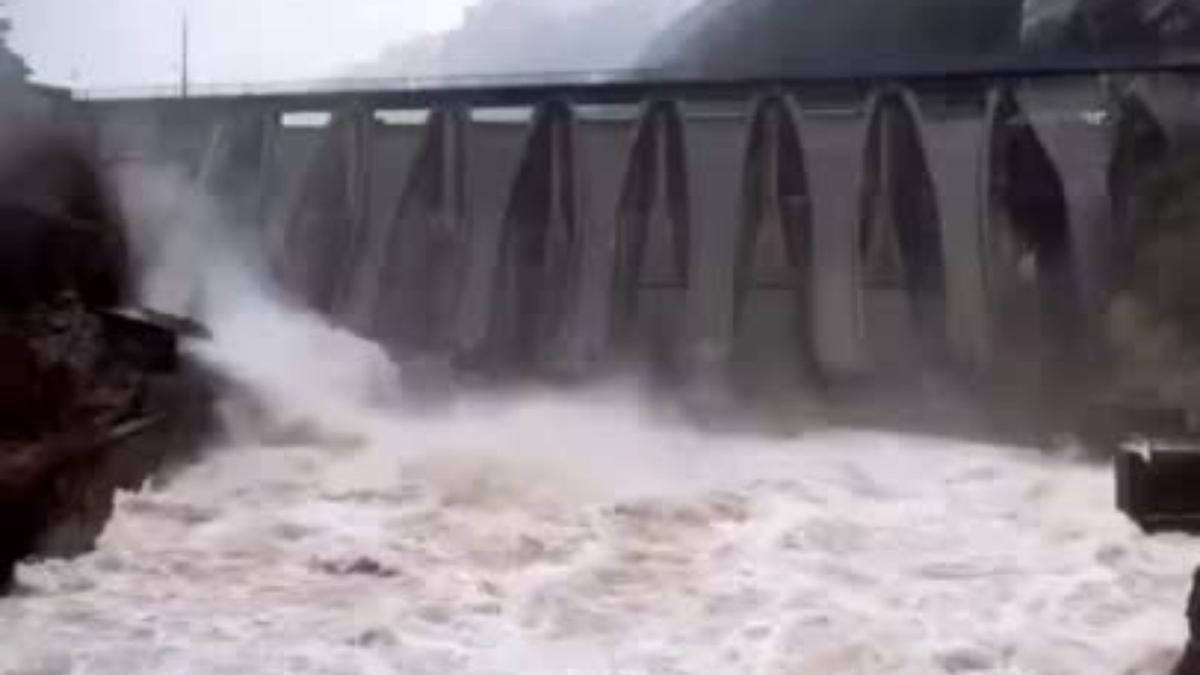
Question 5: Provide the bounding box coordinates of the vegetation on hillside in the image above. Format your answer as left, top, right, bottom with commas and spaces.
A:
0, 6, 28, 83
644, 0, 1200, 77
642, 0, 1025, 76
1105, 131, 1200, 408
1025, 0, 1200, 57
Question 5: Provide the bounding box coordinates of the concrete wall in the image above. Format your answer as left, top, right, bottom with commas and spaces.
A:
82, 74, 1200, 399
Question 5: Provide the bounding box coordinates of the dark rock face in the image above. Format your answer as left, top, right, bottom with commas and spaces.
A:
1091, 134, 1200, 425
0, 204, 126, 316
0, 287, 219, 593
1175, 567, 1200, 674
0, 85, 214, 593
0, 85, 128, 316
0, 275, 215, 594
0, 295, 128, 590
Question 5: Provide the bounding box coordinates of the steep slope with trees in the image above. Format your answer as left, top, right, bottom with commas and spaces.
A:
643, 0, 1199, 79
1023, 0, 1200, 59
642, 0, 1024, 78
350, 0, 1198, 82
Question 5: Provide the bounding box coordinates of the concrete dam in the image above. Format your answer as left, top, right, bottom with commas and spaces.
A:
78, 69, 1200, 431
13, 68, 1200, 674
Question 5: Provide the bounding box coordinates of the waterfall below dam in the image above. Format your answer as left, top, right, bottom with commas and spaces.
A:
1, 172, 1199, 675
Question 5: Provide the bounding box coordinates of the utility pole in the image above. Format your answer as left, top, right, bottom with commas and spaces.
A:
180, 10, 190, 98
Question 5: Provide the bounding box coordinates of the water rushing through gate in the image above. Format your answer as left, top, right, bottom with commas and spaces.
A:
2, 179, 1199, 675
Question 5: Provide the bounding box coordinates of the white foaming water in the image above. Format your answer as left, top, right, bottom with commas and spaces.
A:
3, 182, 1199, 674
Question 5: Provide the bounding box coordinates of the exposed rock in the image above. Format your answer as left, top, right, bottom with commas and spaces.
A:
348, 627, 398, 648
0, 82, 215, 593
312, 556, 398, 578
937, 646, 996, 673
0, 290, 216, 592
1175, 567, 1200, 674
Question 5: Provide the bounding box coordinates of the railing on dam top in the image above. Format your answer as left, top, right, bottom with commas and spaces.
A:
73, 54, 1200, 103
80, 66, 1200, 415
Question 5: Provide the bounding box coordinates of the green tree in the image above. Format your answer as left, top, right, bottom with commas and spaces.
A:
0, 3, 30, 83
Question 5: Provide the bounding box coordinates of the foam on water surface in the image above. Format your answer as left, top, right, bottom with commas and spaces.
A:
2, 324, 1198, 674
4, 179, 1197, 674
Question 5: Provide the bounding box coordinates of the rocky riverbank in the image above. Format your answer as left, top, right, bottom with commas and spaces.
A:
0, 70, 216, 592
0, 294, 216, 592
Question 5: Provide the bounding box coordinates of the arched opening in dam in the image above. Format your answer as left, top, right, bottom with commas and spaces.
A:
610, 101, 691, 381
265, 108, 364, 318
479, 102, 578, 374
1108, 93, 1170, 287
984, 89, 1078, 411
358, 108, 463, 359
730, 96, 822, 395
856, 91, 948, 379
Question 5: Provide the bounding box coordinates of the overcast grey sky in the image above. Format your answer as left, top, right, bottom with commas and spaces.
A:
8, 0, 481, 88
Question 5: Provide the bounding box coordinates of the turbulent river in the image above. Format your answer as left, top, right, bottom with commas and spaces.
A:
4, 184, 1200, 674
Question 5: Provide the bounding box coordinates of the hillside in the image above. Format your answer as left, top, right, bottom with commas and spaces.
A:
352, 0, 698, 80
643, 0, 1020, 77
1023, 0, 1200, 57
646, 0, 1200, 78
0, 15, 28, 84
350, 0, 1199, 83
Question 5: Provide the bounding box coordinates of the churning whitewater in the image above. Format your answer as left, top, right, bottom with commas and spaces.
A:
3, 183, 1200, 674
0, 310, 1196, 675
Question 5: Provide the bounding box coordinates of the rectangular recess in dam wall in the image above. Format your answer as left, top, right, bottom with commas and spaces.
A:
1017, 78, 1114, 316
857, 93, 942, 380
454, 110, 536, 360
265, 124, 329, 225
95, 108, 166, 163
374, 109, 431, 126
339, 113, 431, 336
798, 110, 872, 377
917, 102, 991, 369
365, 118, 431, 265
731, 98, 824, 394
679, 102, 752, 380
614, 103, 691, 376
280, 111, 333, 128
469, 107, 536, 125
564, 113, 639, 371
266, 109, 369, 317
